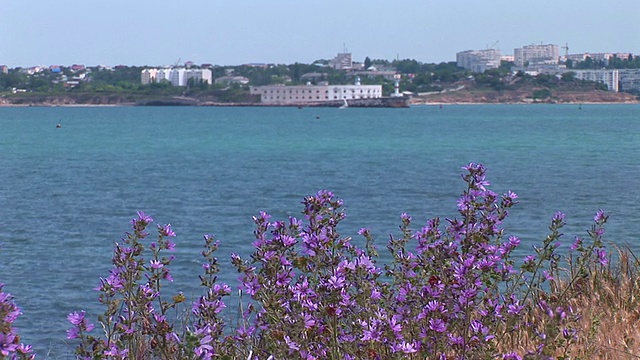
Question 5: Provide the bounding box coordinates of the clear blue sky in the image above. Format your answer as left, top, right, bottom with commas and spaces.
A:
1, 0, 639, 67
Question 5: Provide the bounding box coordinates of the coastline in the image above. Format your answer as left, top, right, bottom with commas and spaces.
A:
0, 94, 637, 108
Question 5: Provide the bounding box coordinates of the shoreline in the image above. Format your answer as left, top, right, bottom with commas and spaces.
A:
412, 100, 639, 105
1, 101, 637, 108
0, 97, 638, 108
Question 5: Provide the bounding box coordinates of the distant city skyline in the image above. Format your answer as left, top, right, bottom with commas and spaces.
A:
1, 0, 639, 68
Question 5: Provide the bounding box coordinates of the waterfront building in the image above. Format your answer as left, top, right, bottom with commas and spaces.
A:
250, 83, 382, 105
456, 49, 501, 73
572, 69, 619, 92
514, 44, 559, 67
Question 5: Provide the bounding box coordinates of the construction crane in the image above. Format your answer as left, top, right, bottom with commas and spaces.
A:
561, 43, 569, 57
487, 40, 499, 50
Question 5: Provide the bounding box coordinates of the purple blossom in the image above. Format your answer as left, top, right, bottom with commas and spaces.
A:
158, 223, 176, 237
327, 274, 345, 290
16, 343, 33, 355
594, 209, 608, 223
281, 235, 297, 247
429, 318, 447, 333
134, 211, 153, 225
104, 344, 129, 359
570, 236, 583, 251
552, 211, 565, 223
284, 335, 300, 351
67, 310, 88, 326
0, 333, 17, 356
595, 248, 608, 266
393, 340, 419, 354
508, 235, 520, 247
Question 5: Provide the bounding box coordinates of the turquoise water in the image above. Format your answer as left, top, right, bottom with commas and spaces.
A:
0, 104, 639, 356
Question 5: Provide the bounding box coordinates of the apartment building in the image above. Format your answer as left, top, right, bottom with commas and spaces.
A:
567, 53, 634, 65
619, 69, 640, 92
514, 44, 559, 67
329, 53, 353, 70
141, 68, 212, 86
456, 49, 501, 73
572, 69, 619, 92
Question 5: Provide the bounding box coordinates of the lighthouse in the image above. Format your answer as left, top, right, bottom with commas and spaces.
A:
392, 74, 402, 97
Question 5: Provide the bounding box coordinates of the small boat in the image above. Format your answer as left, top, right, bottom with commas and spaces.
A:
56, 123, 62, 128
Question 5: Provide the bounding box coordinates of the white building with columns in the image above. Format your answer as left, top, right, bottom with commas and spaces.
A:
250, 82, 382, 105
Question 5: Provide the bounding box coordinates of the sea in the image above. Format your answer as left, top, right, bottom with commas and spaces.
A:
0, 104, 638, 357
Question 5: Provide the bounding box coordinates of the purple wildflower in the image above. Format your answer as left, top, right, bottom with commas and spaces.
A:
429, 318, 447, 333
135, 211, 153, 225
594, 209, 608, 224
570, 236, 583, 251
552, 211, 565, 222
595, 248, 608, 266
158, 223, 176, 237
0, 333, 17, 356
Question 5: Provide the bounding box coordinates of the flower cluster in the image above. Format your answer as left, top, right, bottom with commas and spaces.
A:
0, 284, 34, 359
67, 212, 193, 359
230, 163, 610, 359
54, 163, 616, 359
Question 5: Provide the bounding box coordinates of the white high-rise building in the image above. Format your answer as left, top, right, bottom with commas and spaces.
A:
141, 69, 158, 85
140, 68, 212, 86
514, 44, 559, 67
456, 49, 501, 73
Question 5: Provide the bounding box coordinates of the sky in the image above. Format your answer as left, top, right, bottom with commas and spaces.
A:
1, 0, 639, 68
